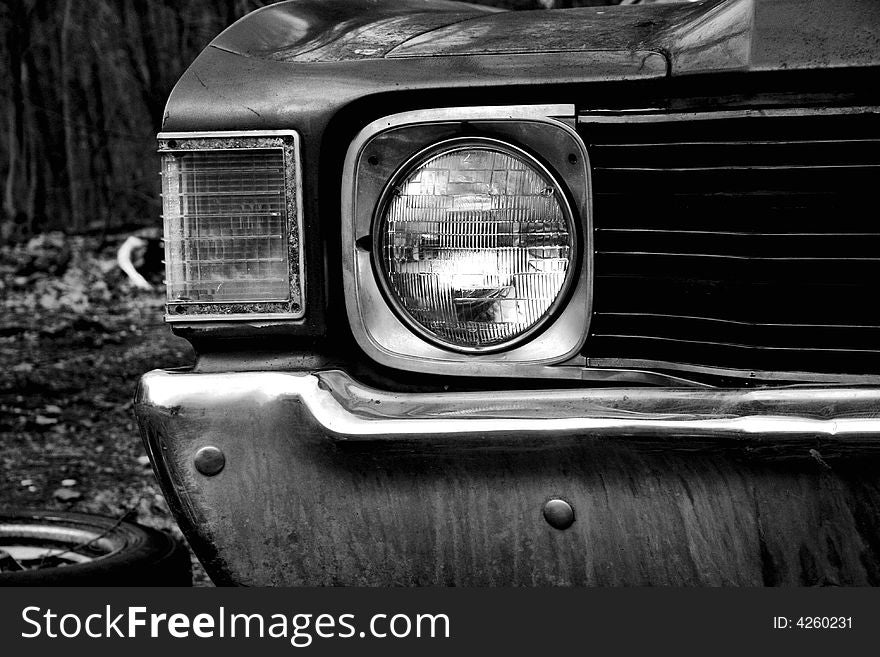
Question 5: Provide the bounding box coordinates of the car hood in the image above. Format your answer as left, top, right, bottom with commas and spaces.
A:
212, 0, 880, 75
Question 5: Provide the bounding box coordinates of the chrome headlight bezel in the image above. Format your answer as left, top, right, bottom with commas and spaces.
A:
372, 136, 579, 354
343, 105, 593, 379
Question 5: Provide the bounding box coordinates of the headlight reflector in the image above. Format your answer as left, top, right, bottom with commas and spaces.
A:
376, 140, 575, 351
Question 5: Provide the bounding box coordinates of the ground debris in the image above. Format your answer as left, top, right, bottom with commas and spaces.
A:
1, 236, 205, 581
53, 488, 82, 502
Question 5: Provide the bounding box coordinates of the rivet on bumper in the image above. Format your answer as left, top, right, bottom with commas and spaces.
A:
543, 499, 574, 530
194, 446, 225, 476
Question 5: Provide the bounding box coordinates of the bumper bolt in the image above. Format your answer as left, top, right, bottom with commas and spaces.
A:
194, 446, 225, 476
543, 498, 574, 530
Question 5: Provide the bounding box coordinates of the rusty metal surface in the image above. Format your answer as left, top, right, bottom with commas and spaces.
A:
752, 0, 880, 73
211, 0, 880, 74
211, 0, 500, 62
387, 0, 745, 66
159, 46, 668, 137
136, 368, 880, 585
165, 1, 674, 134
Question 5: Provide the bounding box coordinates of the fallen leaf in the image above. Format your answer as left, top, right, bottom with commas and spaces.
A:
34, 415, 58, 425
53, 488, 81, 502
60, 478, 77, 487
39, 294, 60, 310
136, 455, 151, 467
44, 404, 62, 414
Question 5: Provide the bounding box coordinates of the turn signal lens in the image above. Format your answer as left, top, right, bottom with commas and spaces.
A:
376, 140, 574, 351
162, 149, 289, 303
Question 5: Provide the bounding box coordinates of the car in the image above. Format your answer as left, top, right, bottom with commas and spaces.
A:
135, 0, 880, 586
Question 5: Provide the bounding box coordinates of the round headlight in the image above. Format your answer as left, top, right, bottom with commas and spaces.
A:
375, 138, 576, 352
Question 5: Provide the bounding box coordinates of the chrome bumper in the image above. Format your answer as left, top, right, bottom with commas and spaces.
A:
135, 369, 880, 585
137, 369, 880, 445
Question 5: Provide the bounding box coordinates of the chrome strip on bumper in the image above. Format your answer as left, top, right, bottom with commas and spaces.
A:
137, 369, 880, 447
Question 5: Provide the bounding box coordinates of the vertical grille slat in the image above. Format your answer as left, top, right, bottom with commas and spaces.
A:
581, 109, 880, 377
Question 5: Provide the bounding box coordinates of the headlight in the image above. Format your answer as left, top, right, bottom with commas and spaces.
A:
375, 138, 575, 352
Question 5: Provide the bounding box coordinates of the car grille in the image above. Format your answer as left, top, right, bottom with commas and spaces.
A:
580, 107, 880, 379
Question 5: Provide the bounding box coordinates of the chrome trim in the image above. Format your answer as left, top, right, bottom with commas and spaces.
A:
342, 104, 592, 378
372, 136, 579, 354
138, 368, 880, 444
157, 129, 306, 324
578, 105, 880, 124
162, 312, 304, 324
358, 104, 577, 123
578, 366, 709, 388
158, 130, 304, 139
589, 357, 880, 385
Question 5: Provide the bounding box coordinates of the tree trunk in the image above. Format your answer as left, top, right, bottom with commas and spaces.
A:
60, 0, 82, 231
2, 1, 26, 231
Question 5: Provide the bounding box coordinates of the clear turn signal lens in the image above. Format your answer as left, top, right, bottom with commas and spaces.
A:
162, 149, 289, 303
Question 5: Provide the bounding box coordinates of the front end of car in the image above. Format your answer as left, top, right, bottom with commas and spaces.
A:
135, 0, 880, 585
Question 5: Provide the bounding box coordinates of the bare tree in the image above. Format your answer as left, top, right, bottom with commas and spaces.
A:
60, 0, 82, 231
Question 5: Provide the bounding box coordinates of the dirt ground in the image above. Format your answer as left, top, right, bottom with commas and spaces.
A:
0, 235, 211, 584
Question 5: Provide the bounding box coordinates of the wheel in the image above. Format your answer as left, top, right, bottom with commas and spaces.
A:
0, 509, 192, 585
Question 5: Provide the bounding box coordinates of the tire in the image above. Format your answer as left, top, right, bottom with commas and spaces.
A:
0, 509, 192, 586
